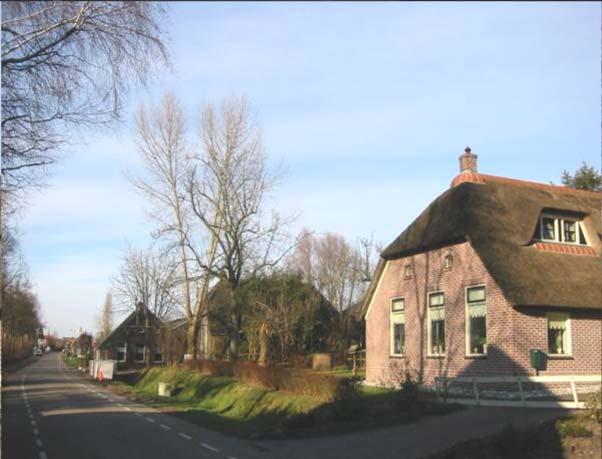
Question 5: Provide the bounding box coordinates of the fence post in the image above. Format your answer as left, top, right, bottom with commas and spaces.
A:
569, 377, 579, 405
472, 378, 480, 405
517, 377, 525, 407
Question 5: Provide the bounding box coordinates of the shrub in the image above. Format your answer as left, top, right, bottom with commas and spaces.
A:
585, 391, 601, 423
183, 358, 356, 402
556, 417, 593, 439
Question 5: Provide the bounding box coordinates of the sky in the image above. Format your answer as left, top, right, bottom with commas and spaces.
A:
15, 2, 601, 337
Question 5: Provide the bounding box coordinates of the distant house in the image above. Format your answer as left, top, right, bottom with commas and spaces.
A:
95, 302, 164, 369
362, 148, 601, 387
72, 332, 93, 358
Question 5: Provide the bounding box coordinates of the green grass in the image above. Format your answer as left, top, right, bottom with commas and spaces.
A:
63, 354, 87, 369
108, 366, 459, 439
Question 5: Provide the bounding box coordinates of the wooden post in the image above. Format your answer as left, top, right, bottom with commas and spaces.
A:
570, 378, 579, 405
472, 378, 480, 405
517, 378, 525, 407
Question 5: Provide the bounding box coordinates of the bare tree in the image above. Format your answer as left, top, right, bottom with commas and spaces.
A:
99, 291, 113, 339
133, 93, 208, 356
112, 243, 179, 320
1, 1, 169, 198
287, 230, 380, 354
187, 96, 291, 360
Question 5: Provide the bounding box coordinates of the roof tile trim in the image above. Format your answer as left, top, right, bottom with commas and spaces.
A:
533, 242, 597, 256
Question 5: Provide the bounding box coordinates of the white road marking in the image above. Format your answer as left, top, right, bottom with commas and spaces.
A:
135, 412, 142, 417
201, 443, 219, 452
35, 439, 43, 448
145, 417, 155, 423
160, 424, 171, 430
178, 433, 192, 440
39, 452, 48, 459
124, 407, 132, 411
31, 420, 37, 426
33, 428, 39, 435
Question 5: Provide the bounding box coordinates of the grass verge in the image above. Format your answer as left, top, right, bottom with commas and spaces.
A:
427, 414, 601, 459
107, 366, 460, 439
63, 354, 88, 369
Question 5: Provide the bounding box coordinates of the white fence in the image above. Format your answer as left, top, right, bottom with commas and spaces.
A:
435, 374, 601, 409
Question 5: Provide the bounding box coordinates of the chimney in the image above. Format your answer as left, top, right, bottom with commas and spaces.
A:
459, 146, 478, 173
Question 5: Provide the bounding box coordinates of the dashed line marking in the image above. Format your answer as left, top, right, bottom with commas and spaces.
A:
178, 433, 192, 440
160, 424, 171, 430
33, 428, 39, 435
145, 417, 155, 423
35, 439, 43, 448
134, 412, 142, 417
31, 420, 37, 426
39, 452, 48, 459
201, 443, 219, 452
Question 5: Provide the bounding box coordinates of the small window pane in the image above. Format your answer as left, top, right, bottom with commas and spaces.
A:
532, 219, 541, 240
391, 299, 405, 312
578, 224, 587, 245
116, 344, 126, 362
542, 217, 556, 240
393, 323, 405, 354
153, 352, 163, 362
135, 345, 145, 362
467, 286, 486, 303
548, 313, 569, 355
404, 265, 413, 278
444, 255, 453, 269
563, 220, 576, 243
469, 316, 487, 354
430, 317, 445, 354
429, 292, 444, 307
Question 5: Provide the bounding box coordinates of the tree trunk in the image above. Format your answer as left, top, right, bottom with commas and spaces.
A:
258, 322, 269, 366
187, 319, 200, 359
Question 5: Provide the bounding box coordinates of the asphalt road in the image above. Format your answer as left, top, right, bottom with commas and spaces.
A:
2, 352, 273, 459
3, 352, 571, 459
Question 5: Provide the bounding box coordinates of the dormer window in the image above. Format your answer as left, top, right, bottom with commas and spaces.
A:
534, 214, 588, 246
443, 254, 453, 270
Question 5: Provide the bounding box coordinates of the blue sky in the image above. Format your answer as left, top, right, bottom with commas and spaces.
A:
17, 2, 601, 336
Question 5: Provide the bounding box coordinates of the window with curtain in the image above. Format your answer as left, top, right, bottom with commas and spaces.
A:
548, 313, 570, 355
428, 292, 445, 355
391, 298, 405, 355
467, 286, 487, 355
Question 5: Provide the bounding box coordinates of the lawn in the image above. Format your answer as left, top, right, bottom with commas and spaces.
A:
106, 366, 459, 439
63, 354, 88, 369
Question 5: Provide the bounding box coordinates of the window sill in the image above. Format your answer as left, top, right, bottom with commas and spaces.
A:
427, 354, 446, 359
547, 354, 573, 360
389, 354, 405, 359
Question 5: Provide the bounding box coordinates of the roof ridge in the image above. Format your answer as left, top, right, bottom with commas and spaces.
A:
480, 174, 602, 198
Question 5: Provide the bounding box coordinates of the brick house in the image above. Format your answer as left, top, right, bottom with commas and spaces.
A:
362, 148, 601, 387
96, 302, 165, 369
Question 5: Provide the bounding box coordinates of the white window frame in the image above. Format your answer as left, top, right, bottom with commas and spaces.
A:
390, 297, 406, 357
547, 312, 572, 356
134, 344, 146, 363
537, 214, 588, 246
465, 284, 487, 357
427, 291, 446, 356
116, 343, 127, 363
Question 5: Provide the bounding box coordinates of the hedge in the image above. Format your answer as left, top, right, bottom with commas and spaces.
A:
183, 359, 355, 402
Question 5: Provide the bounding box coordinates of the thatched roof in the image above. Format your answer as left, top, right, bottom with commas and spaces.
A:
96, 304, 161, 349
364, 174, 601, 313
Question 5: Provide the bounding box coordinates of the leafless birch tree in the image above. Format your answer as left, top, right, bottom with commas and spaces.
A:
1, 1, 168, 198
99, 291, 113, 340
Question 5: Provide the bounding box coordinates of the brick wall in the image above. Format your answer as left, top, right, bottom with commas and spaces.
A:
365, 241, 602, 387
